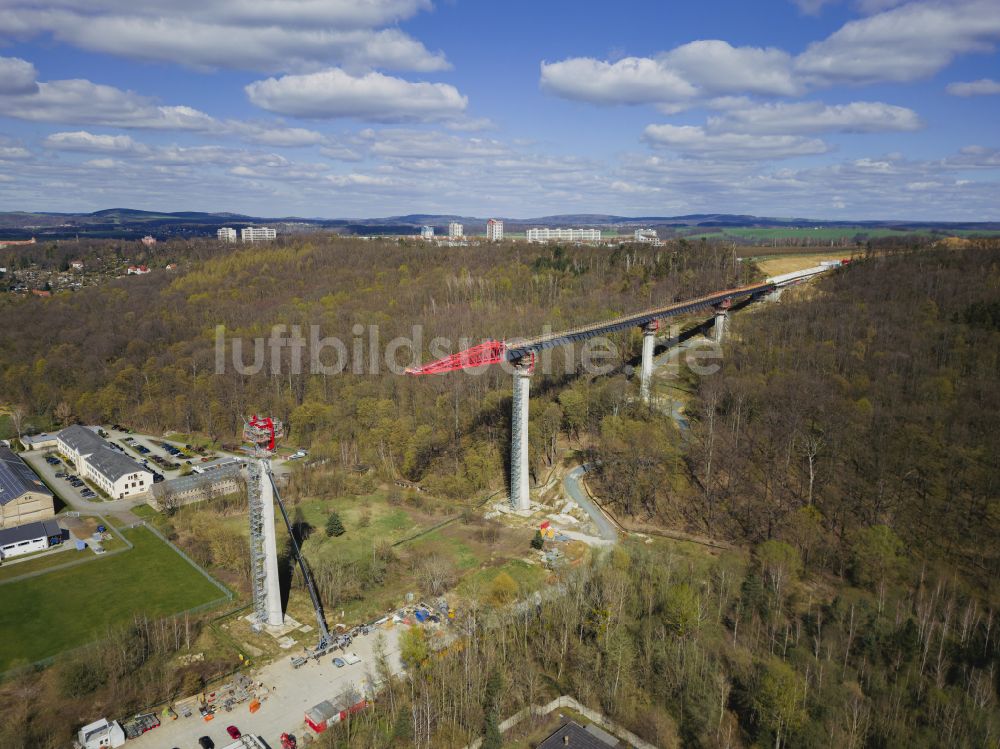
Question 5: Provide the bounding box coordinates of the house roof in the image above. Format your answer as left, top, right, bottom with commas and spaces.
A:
57, 424, 105, 457
86, 446, 150, 483
537, 721, 619, 749
0, 518, 61, 547
0, 445, 52, 506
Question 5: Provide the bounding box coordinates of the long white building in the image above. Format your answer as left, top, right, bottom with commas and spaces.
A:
526, 227, 602, 243
241, 226, 276, 242
217, 227, 237, 242
57, 425, 152, 499
486, 218, 504, 241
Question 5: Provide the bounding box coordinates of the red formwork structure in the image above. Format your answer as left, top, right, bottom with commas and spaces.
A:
244, 415, 284, 453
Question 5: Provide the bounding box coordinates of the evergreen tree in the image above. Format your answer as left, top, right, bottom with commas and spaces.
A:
325, 511, 345, 537
530, 529, 545, 550
482, 668, 503, 749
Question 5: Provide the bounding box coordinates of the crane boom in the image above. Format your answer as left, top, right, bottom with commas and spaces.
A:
269, 473, 333, 650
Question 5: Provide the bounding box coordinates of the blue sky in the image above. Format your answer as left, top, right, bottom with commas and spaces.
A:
0, 0, 998, 219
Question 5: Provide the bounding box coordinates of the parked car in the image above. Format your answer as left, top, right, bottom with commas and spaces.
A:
226, 726, 241, 739
198, 738, 215, 749
332, 657, 346, 668
55, 472, 67, 478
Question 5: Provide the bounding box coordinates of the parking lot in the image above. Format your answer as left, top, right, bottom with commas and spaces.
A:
130, 624, 405, 749
103, 426, 207, 481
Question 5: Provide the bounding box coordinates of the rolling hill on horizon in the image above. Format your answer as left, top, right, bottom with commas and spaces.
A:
1, 208, 999, 242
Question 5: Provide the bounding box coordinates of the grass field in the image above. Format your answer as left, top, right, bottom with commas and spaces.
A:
0, 526, 226, 671
755, 251, 848, 276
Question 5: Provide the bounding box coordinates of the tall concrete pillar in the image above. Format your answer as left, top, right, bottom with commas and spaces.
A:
714, 310, 728, 343
260, 462, 284, 627
510, 362, 532, 511
640, 322, 657, 404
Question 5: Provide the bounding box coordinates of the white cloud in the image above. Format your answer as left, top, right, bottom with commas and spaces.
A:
795, 0, 1000, 85
708, 101, 922, 134
245, 68, 467, 122
661, 41, 801, 97
319, 145, 364, 162
1, 78, 339, 146
445, 117, 497, 132
0, 79, 219, 129
791, 0, 838, 14
6, 0, 431, 30
0, 146, 32, 160
0, 56, 38, 95
946, 78, 1000, 96
0, 2, 445, 73
325, 173, 394, 187
539, 57, 697, 105
44, 130, 149, 153
542, 1, 1000, 107
541, 39, 800, 106
540, 42, 797, 106
361, 129, 508, 160
227, 121, 326, 147
643, 124, 830, 159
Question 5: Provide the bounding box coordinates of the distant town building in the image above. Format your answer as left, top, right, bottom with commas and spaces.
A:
241, 226, 277, 242
448, 222, 464, 239
486, 218, 504, 241
217, 227, 238, 242
126, 265, 150, 275
70, 260, 84, 270
0, 518, 62, 560
526, 228, 602, 243
165, 263, 178, 271
31, 289, 52, 297
634, 228, 658, 242
0, 445, 55, 528
420, 225, 435, 240
57, 425, 152, 499
141, 235, 157, 247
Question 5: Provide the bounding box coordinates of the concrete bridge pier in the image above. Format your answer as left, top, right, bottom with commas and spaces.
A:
640, 320, 658, 404
510, 360, 533, 511
713, 299, 732, 343
713, 310, 727, 342
259, 467, 285, 627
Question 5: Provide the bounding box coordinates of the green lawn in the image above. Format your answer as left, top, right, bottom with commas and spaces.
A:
0, 526, 226, 671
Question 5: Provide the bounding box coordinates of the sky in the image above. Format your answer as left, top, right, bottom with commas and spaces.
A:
0, 0, 998, 220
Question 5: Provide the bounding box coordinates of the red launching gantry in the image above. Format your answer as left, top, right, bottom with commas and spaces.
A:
243, 414, 284, 453
405, 339, 508, 375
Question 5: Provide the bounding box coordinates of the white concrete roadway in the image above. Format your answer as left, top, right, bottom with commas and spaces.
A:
130, 625, 404, 749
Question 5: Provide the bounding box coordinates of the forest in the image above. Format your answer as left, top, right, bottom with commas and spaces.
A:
0, 235, 744, 498
0, 237, 998, 748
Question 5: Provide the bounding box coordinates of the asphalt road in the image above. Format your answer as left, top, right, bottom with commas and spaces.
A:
563, 464, 618, 543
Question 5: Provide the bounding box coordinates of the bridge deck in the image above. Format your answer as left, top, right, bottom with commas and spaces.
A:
505, 280, 775, 360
